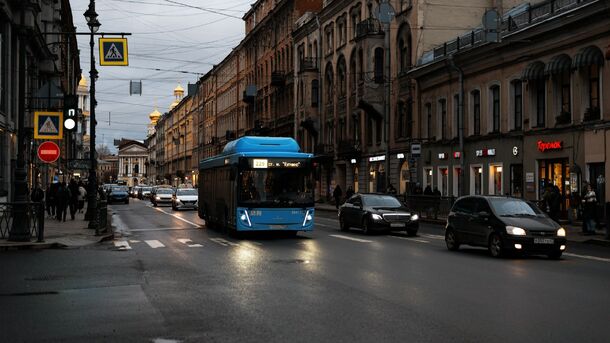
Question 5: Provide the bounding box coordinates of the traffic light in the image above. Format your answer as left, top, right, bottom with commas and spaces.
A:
63, 94, 78, 130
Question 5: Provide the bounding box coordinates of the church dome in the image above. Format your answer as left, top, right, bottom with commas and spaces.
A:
78, 74, 88, 87
149, 107, 162, 123
173, 84, 184, 96
169, 99, 180, 111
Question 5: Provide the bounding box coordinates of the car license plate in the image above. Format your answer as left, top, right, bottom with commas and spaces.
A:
534, 238, 554, 244
270, 225, 286, 229
390, 223, 406, 228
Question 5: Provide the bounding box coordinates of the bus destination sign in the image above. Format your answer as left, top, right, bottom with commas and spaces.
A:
251, 159, 303, 169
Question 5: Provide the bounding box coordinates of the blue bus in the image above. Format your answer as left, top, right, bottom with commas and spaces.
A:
198, 136, 315, 233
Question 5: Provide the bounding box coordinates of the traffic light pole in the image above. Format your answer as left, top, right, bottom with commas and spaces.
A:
85, 23, 99, 234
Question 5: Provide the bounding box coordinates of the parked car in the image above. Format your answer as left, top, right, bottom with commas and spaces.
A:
172, 188, 198, 211
338, 193, 419, 236
108, 186, 129, 204
445, 196, 567, 259
151, 187, 174, 207
138, 186, 152, 199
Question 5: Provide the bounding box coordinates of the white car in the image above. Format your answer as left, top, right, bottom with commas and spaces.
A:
172, 188, 198, 211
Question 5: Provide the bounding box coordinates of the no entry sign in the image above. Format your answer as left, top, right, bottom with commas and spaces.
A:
38, 141, 60, 163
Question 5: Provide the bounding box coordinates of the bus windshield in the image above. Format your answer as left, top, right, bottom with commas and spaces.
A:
238, 169, 314, 207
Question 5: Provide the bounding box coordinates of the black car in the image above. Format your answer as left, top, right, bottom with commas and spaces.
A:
108, 186, 129, 204
445, 196, 567, 259
338, 194, 419, 236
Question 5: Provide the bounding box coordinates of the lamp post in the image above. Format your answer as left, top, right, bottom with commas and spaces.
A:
83, 1, 101, 234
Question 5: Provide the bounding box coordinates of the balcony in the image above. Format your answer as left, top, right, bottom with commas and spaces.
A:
337, 140, 361, 158
299, 58, 319, 72
356, 18, 384, 40
271, 71, 285, 87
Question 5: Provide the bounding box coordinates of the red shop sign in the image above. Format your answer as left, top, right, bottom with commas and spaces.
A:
537, 140, 563, 152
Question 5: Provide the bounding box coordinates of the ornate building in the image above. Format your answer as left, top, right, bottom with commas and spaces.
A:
117, 140, 148, 187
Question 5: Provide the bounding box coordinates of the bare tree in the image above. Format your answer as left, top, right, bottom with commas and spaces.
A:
96, 144, 111, 159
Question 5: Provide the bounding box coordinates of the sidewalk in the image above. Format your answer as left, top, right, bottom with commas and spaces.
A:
0, 208, 113, 250
315, 203, 610, 246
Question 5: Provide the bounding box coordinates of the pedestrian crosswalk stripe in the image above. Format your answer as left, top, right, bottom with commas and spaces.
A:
419, 233, 444, 240
390, 236, 430, 244
209, 237, 239, 247
329, 234, 373, 243
114, 240, 132, 250
177, 238, 203, 248
145, 240, 165, 248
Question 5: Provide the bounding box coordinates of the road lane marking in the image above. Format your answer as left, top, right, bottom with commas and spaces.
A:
329, 234, 373, 243
113, 240, 132, 250
420, 233, 444, 240
177, 238, 203, 248
209, 237, 239, 247
390, 236, 430, 244
129, 240, 140, 243
130, 227, 196, 232
564, 252, 610, 263
153, 207, 202, 227
145, 240, 165, 249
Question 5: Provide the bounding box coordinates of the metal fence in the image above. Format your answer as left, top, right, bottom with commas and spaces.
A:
0, 202, 45, 242
403, 195, 456, 221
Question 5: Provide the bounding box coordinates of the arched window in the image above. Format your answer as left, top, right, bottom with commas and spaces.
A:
350, 52, 358, 91
471, 90, 481, 136
490, 85, 500, 133
337, 56, 347, 96
374, 48, 384, 84
397, 24, 412, 72
325, 63, 334, 104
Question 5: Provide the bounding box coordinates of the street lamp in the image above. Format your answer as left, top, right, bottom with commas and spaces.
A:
84, 0, 101, 234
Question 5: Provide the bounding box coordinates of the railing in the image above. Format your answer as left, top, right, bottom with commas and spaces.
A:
356, 18, 384, 39
427, 0, 591, 62
299, 57, 318, 72
0, 202, 45, 242
403, 195, 456, 221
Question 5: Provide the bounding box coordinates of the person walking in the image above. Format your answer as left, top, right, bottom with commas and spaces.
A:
549, 185, 562, 222
333, 185, 343, 210
56, 182, 71, 222
386, 184, 397, 195
77, 182, 87, 213
345, 186, 355, 200
68, 179, 79, 220
582, 184, 597, 235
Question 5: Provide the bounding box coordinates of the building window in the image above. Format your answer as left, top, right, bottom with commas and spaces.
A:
560, 71, 571, 116
396, 101, 405, 139
513, 80, 522, 130
311, 80, 319, 107
535, 81, 546, 127
425, 103, 433, 140
423, 167, 433, 189
472, 90, 480, 136
374, 48, 384, 84
589, 64, 600, 111
490, 85, 500, 133
489, 164, 503, 195
471, 165, 483, 195
438, 167, 449, 197
453, 94, 459, 138
452, 166, 462, 197
439, 99, 447, 140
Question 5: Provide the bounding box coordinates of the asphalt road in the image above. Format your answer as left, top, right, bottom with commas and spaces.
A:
2, 198, 610, 343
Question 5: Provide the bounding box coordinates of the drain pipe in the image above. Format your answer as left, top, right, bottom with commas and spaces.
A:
448, 55, 465, 196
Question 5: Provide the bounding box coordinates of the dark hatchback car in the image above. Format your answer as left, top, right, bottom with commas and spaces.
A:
108, 186, 130, 204
338, 194, 419, 236
445, 196, 567, 259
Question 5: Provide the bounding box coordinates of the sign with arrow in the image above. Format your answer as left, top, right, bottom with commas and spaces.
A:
99, 38, 129, 66
34, 111, 63, 140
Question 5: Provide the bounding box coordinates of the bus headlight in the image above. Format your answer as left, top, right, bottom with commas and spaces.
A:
302, 210, 313, 227
240, 210, 252, 227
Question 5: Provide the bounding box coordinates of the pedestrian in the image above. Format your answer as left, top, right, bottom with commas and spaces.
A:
345, 186, 355, 200
56, 182, 71, 222
386, 184, 397, 195
423, 185, 433, 195
78, 182, 87, 213
68, 179, 79, 220
332, 184, 343, 209
548, 185, 562, 222
31, 183, 44, 203
582, 184, 597, 235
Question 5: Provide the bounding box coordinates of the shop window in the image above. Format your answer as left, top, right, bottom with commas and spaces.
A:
490, 85, 500, 133
489, 164, 503, 195
369, 167, 376, 193
471, 90, 481, 136
453, 166, 462, 197
400, 162, 410, 195
512, 80, 522, 130
354, 167, 359, 193
438, 167, 449, 197
470, 165, 483, 195
423, 167, 433, 190
510, 164, 523, 198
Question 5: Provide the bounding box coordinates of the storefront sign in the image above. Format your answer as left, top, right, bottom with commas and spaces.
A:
453, 152, 461, 159
397, 153, 405, 159
526, 172, 534, 183
475, 148, 496, 157
350, 159, 357, 164
410, 143, 421, 157
369, 155, 386, 162
537, 140, 563, 152
438, 153, 448, 160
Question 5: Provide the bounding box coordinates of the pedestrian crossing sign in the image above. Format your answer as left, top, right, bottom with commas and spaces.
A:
34, 111, 63, 140
99, 38, 129, 66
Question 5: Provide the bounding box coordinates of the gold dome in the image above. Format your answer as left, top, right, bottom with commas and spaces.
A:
173, 84, 184, 96
169, 99, 180, 111
149, 107, 162, 123
78, 74, 88, 87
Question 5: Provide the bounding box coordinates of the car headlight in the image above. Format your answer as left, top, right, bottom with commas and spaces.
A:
557, 228, 566, 237
302, 210, 314, 226
506, 226, 526, 236
371, 213, 383, 221
155, 196, 161, 200
239, 210, 252, 227
411, 214, 419, 221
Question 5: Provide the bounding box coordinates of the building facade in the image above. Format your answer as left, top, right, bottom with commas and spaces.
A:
408, 0, 610, 218
117, 140, 149, 188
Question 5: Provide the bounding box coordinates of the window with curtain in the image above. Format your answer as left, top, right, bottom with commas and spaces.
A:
491, 85, 500, 132
472, 90, 481, 135
589, 64, 600, 110
513, 81, 522, 130
439, 99, 447, 140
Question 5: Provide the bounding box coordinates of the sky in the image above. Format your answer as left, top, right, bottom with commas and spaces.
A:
70, 0, 253, 151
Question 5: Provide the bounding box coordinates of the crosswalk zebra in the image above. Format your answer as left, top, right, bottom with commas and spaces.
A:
112, 237, 242, 250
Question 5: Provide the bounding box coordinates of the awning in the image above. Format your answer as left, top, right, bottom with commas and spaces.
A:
521, 61, 545, 80
572, 45, 604, 69
544, 54, 572, 75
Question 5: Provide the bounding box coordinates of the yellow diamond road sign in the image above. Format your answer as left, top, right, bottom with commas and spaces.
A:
99, 38, 128, 66
34, 111, 63, 140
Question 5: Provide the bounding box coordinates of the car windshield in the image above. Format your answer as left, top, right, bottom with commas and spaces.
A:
156, 189, 173, 195
177, 189, 197, 196
363, 195, 402, 208
488, 198, 540, 216
142, 187, 152, 192
238, 168, 314, 207
112, 186, 128, 192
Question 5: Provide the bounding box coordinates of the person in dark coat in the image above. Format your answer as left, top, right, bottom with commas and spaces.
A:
386, 184, 397, 195
56, 182, 71, 222
548, 185, 562, 222
582, 184, 597, 235
68, 179, 79, 220
333, 185, 343, 209
47, 183, 57, 217
423, 185, 433, 195
345, 186, 355, 200
31, 184, 44, 203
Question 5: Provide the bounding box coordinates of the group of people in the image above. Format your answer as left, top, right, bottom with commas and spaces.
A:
544, 182, 599, 235
33, 180, 87, 222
